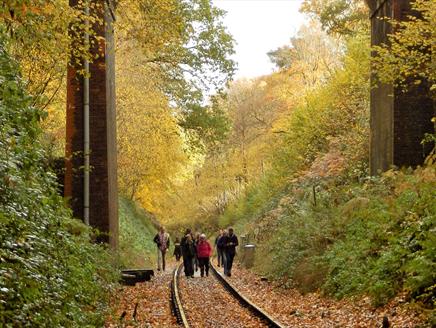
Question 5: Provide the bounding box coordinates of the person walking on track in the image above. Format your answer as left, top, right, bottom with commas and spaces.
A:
193, 232, 200, 272
196, 234, 212, 277
173, 237, 182, 261
217, 229, 228, 270
223, 227, 238, 277
181, 229, 195, 278
215, 230, 224, 267
153, 226, 170, 271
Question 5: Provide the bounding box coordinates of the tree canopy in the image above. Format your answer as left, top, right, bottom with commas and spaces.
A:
116, 0, 236, 107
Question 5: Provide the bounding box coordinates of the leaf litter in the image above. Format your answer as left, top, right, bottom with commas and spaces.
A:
179, 266, 268, 328
216, 263, 427, 328
106, 260, 427, 327
105, 263, 179, 328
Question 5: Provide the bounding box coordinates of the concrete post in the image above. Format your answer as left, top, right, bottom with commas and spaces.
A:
243, 245, 256, 269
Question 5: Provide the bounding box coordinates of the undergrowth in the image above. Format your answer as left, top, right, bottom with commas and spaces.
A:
253, 169, 435, 308
225, 166, 435, 320
0, 41, 118, 326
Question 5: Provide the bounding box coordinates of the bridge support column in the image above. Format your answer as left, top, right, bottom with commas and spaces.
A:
65, 0, 118, 247
367, 0, 434, 175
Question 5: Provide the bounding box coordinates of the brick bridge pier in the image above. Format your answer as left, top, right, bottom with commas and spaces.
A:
365, 0, 434, 174
65, 0, 118, 247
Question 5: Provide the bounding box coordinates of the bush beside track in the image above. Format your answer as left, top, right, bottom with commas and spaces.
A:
0, 40, 118, 326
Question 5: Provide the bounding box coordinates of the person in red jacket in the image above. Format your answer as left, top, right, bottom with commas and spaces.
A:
196, 234, 212, 277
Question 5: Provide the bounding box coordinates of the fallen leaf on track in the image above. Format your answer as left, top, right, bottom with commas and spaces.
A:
105, 263, 179, 327
179, 266, 268, 328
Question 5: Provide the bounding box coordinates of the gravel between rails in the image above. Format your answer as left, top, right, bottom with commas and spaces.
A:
178, 267, 269, 328
106, 262, 179, 328
215, 263, 426, 328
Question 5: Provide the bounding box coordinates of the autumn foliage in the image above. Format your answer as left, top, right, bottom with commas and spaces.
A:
0, 0, 434, 325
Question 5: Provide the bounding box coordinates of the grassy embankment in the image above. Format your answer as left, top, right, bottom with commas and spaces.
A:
217, 34, 436, 322
118, 196, 159, 269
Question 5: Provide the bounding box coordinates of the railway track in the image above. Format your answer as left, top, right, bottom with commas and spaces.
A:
171, 262, 285, 328
171, 263, 190, 327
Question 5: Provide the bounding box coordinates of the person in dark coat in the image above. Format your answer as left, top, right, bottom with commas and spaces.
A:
193, 232, 200, 272
217, 229, 228, 270
173, 237, 182, 261
181, 229, 195, 278
223, 227, 238, 277
215, 230, 224, 267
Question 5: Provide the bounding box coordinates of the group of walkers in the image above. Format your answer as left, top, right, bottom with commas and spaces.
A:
153, 226, 239, 278
179, 229, 212, 278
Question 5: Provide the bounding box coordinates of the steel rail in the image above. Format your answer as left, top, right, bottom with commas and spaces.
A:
210, 264, 286, 328
171, 263, 190, 327
172, 261, 285, 327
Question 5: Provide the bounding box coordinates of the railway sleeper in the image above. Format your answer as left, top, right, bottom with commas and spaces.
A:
121, 269, 154, 284
120, 273, 137, 286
